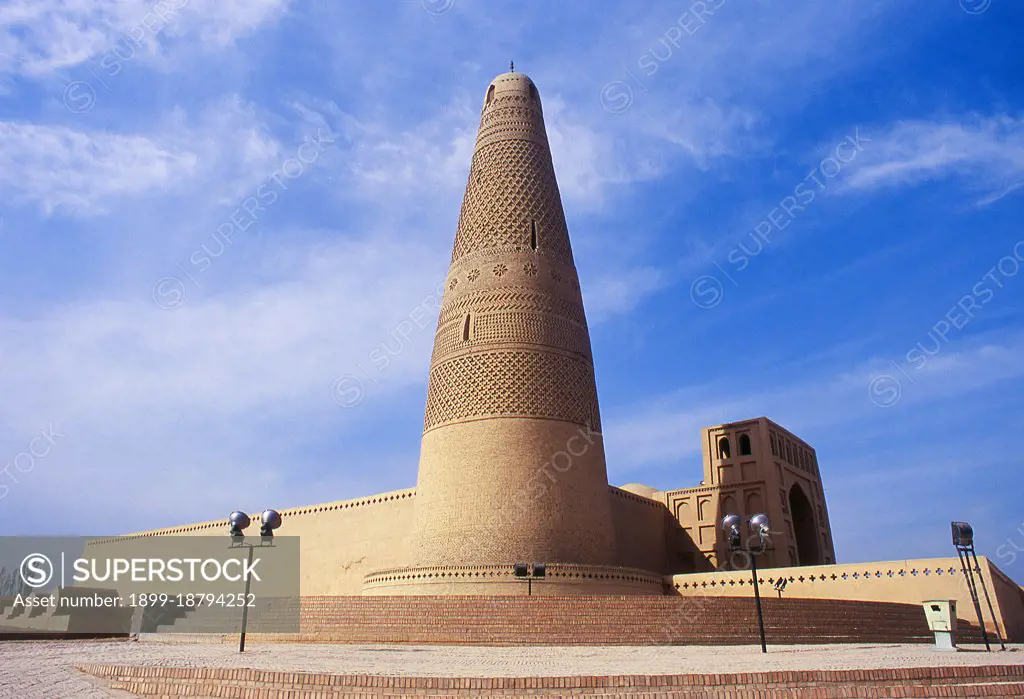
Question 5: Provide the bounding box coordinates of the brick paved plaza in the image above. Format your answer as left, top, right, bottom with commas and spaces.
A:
1, 639, 1021, 698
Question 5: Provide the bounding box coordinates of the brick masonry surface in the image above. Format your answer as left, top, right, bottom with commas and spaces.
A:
21, 594, 988, 646
172, 594, 987, 645
2, 639, 1024, 699
77, 663, 1024, 698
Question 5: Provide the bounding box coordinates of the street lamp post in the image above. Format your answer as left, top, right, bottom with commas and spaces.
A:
722, 513, 772, 654
228, 509, 281, 653
951, 521, 1005, 651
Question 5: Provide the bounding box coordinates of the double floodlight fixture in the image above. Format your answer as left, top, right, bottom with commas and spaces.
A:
721, 513, 771, 551
228, 508, 282, 653
228, 509, 282, 545
513, 562, 546, 596
514, 562, 546, 578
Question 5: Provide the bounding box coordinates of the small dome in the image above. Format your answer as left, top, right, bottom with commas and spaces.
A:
620, 483, 658, 499
484, 71, 541, 108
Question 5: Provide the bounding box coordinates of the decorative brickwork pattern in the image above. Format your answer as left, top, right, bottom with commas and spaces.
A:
474, 103, 549, 150
431, 312, 592, 363
452, 140, 573, 264
450, 74, 574, 268
472, 311, 590, 357
423, 350, 600, 431
437, 287, 586, 326
431, 318, 469, 359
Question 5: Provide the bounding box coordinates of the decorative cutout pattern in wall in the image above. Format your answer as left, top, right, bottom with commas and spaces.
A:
673, 564, 964, 592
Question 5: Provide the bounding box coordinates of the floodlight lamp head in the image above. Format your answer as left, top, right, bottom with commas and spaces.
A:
721, 514, 741, 532
229, 511, 250, 539
951, 521, 974, 549
260, 509, 282, 538
721, 513, 742, 549
749, 513, 771, 535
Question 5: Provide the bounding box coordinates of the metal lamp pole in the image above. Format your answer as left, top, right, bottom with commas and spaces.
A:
968, 546, 1006, 651
723, 513, 771, 654
750, 546, 767, 654
237, 543, 255, 652
952, 521, 1005, 651
228, 509, 282, 653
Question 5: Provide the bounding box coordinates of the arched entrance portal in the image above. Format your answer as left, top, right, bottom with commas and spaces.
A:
789, 484, 823, 566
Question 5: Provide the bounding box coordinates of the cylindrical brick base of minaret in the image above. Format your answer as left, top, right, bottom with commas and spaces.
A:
414, 419, 613, 565
362, 71, 661, 595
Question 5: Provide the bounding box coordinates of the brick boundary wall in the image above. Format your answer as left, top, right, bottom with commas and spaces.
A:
77, 663, 1024, 698
291, 595, 984, 645
138, 595, 987, 645
670, 557, 1024, 641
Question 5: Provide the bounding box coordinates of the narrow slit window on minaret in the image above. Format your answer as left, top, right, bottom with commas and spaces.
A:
486, 85, 495, 105
530, 221, 538, 250
462, 314, 471, 341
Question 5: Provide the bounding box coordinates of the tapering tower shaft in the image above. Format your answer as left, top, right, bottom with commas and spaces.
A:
410, 71, 617, 568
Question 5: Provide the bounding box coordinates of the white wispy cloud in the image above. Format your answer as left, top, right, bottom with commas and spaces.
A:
0, 0, 290, 76
0, 95, 281, 216
842, 115, 1024, 206
0, 121, 199, 215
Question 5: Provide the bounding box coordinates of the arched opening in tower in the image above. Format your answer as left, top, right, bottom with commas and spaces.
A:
789, 484, 823, 566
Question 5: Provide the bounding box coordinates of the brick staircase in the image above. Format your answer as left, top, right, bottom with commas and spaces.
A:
77, 663, 1024, 698
146, 595, 989, 645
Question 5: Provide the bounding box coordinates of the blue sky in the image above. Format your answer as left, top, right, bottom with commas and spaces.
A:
0, 0, 1022, 582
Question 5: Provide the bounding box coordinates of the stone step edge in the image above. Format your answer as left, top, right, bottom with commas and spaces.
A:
97, 683, 1024, 699
76, 663, 1024, 690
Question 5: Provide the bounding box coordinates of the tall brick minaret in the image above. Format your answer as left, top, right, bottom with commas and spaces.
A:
410, 70, 617, 569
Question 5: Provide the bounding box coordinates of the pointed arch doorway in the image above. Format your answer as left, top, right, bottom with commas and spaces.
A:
789, 484, 823, 566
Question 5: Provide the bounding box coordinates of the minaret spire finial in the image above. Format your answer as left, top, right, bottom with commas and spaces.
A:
510, 60, 514, 72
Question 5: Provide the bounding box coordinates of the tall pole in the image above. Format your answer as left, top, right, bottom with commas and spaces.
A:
238, 544, 254, 653
969, 549, 1006, 651
751, 552, 767, 654
956, 547, 990, 651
